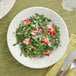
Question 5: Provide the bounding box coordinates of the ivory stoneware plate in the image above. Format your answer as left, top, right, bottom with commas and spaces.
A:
7, 7, 69, 69
0, 0, 16, 19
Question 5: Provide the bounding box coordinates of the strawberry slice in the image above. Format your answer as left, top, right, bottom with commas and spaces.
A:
22, 37, 30, 45
39, 27, 44, 34
49, 27, 56, 34
31, 29, 37, 36
44, 50, 51, 55
23, 19, 30, 24
43, 37, 50, 44
25, 47, 27, 50
46, 22, 52, 30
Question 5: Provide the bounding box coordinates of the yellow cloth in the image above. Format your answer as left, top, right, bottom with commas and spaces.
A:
66, 68, 76, 76
46, 34, 76, 76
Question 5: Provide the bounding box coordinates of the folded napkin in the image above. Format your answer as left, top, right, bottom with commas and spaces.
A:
45, 34, 76, 76
66, 68, 76, 76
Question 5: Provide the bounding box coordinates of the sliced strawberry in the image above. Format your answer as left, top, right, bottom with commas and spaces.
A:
23, 19, 30, 24
31, 29, 37, 36
44, 50, 51, 55
49, 27, 56, 34
46, 22, 52, 30
39, 27, 44, 34
43, 37, 50, 44
22, 39, 25, 43
25, 47, 27, 50
22, 37, 30, 45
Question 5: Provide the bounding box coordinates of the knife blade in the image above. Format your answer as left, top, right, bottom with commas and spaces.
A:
56, 49, 76, 76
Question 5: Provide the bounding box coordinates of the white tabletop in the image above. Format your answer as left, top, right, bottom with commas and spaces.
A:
0, 0, 16, 19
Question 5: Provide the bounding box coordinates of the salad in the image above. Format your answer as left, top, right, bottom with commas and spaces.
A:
14, 13, 60, 57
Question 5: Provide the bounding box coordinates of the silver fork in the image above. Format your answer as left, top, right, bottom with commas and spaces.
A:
70, 59, 76, 70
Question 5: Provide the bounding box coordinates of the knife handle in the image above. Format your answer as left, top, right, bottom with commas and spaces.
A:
60, 63, 71, 76
57, 60, 73, 76
62, 56, 76, 76
56, 60, 73, 76
57, 56, 76, 76
56, 70, 63, 76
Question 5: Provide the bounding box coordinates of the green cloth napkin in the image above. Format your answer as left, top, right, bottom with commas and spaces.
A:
0, 0, 76, 76
45, 34, 76, 76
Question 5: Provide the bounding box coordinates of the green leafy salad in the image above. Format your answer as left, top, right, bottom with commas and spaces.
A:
14, 13, 60, 57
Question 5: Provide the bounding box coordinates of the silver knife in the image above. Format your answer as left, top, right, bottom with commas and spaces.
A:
56, 49, 76, 76
63, 59, 76, 76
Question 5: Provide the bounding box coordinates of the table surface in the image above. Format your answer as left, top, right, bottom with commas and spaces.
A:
0, 0, 76, 76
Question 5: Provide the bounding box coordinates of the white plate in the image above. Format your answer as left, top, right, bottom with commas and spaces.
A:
0, 0, 16, 19
7, 7, 69, 69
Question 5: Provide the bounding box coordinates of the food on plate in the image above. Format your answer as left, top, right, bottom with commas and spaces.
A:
14, 13, 60, 57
